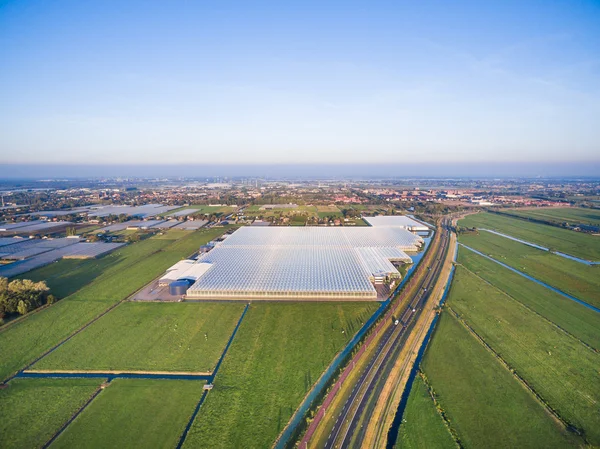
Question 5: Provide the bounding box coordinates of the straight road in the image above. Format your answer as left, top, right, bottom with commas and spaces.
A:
323, 219, 451, 449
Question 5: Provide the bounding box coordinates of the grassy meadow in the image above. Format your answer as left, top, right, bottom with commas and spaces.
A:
460, 212, 600, 260
183, 302, 379, 449
395, 375, 456, 449
448, 266, 600, 445
504, 207, 600, 227
458, 229, 600, 307
0, 378, 101, 449
421, 311, 581, 448
34, 302, 244, 372
51, 379, 201, 449
0, 227, 232, 382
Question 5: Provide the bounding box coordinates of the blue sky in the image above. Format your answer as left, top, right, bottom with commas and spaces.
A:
1, 0, 599, 166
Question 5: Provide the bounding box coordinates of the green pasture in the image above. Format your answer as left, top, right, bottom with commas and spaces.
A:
35, 302, 243, 372
422, 311, 580, 448
504, 207, 600, 227
0, 378, 101, 449
395, 375, 456, 449
458, 249, 600, 350
0, 227, 231, 382
183, 302, 379, 449
51, 379, 201, 449
458, 230, 600, 307
449, 266, 600, 445
459, 212, 600, 261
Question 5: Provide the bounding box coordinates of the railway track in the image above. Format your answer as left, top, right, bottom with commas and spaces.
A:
323, 219, 451, 449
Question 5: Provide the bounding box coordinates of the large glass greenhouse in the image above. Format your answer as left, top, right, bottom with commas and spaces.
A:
185, 226, 423, 300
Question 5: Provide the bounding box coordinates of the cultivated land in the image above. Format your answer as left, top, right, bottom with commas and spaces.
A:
458, 230, 600, 307
183, 302, 379, 449
395, 375, 456, 449
460, 212, 600, 260
160, 205, 237, 217
33, 302, 244, 373
449, 266, 600, 445
421, 311, 580, 448
51, 379, 201, 449
0, 226, 234, 382
0, 378, 101, 449
458, 249, 600, 350
504, 207, 600, 227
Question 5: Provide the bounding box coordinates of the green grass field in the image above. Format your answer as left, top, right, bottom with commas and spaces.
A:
460, 212, 600, 261
159, 205, 237, 217
0, 227, 232, 382
0, 378, 101, 449
421, 311, 580, 448
183, 302, 379, 449
34, 302, 244, 372
504, 207, 600, 227
51, 379, 201, 449
458, 249, 600, 350
448, 266, 600, 445
458, 230, 600, 307
395, 375, 456, 449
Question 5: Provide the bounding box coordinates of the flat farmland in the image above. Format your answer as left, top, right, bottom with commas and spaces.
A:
504, 207, 600, 227
160, 205, 236, 217
459, 212, 600, 261
421, 311, 580, 449
0, 227, 231, 382
458, 249, 600, 350
449, 266, 600, 445
34, 302, 244, 372
51, 379, 201, 449
458, 230, 600, 307
0, 378, 101, 449
395, 375, 455, 449
183, 302, 379, 449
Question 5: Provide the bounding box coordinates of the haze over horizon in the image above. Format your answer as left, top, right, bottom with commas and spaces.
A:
1, 0, 599, 168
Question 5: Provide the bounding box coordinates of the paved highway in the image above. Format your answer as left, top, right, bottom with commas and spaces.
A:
324, 219, 451, 449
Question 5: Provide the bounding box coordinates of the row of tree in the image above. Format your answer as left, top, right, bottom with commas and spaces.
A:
0, 277, 55, 323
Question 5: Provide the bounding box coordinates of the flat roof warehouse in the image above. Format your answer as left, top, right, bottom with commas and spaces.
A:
182, 216, 426, 300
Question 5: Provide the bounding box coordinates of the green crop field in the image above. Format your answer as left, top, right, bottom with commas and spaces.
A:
458, 230, 600, 307
458, 249, 600, 350
0, 378, 101, 449
183, 302, 379, 449
35, 302, 244, 372
0, 227, 232, 382
504, 207, 600, 227
448, 266, 600, 445
395, 375, 456, 449
159, 205, 237, 217
51, 379, 201, 449
459, 212, 600, 261
421, 311, 580, 448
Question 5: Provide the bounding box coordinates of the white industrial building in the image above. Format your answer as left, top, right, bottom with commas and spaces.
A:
176, 226, 423, 300
363, 215, 430, 231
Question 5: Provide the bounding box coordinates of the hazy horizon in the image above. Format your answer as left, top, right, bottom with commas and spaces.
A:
0, 162, 598, 180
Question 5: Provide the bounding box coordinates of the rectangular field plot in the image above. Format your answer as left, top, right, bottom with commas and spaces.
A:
448, 266, 600, 445
51, 379, 201, 449
458, 248, 600, 350
34, 302, 244, 373
183, 302, 379, 449
505, 207, 600, 227
460, 212, 600, 261
0, 378, 101, 449
395, 375, 455, 449
458, 230, 600, 308
422, 312, 580, 449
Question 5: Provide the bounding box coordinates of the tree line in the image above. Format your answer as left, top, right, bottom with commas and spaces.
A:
0, 277, 55, 324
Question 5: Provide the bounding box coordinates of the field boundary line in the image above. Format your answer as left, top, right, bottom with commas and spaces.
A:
418, 371, 463, 448
458, 243, 600, 313
22, 369, 212, 375
457, 263, 599, 354
447, 307, 584, 439
0, 302, 54, 334
41, 378, 111, 448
